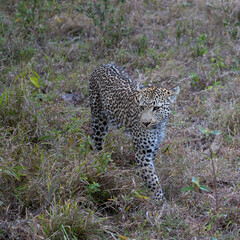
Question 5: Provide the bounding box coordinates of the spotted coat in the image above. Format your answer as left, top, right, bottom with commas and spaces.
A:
89, 64, 180, 202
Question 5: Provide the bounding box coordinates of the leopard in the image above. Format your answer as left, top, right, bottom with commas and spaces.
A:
89, 64, 180, 202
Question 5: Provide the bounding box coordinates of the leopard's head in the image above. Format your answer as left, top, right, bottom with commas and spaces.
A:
137, 85, 180, 130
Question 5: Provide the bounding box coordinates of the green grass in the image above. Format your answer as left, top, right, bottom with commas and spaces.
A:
1, 0, 240, 239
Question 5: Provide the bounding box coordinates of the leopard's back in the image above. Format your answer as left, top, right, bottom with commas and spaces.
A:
89, 64, 140, 130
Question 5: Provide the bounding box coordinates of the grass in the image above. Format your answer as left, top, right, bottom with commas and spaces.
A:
1, 0, 240, 239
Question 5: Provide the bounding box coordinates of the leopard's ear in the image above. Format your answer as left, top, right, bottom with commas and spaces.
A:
137, 84, 145, 103
136, 83, 145, 92
168, 86, 180, 103
137, 84, 145, 102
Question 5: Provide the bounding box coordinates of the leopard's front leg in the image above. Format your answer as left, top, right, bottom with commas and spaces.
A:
134, 145, 165, 202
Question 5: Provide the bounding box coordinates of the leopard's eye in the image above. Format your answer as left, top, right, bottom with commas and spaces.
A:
153, 106, 160, 111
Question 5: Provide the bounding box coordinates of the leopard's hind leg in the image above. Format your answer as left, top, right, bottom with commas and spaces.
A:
89, 80, 109, 151
91, 112, 109, 151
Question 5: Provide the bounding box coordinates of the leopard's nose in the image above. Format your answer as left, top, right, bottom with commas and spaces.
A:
142, 122, 151, 127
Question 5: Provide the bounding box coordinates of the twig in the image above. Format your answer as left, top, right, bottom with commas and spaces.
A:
208, 141, 219, 213
207, 138, 219, 232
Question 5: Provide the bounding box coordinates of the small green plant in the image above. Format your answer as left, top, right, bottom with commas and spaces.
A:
76, 136, 92, 167
1, 164, 27, 182
13, 68, 41, 89
206, 80, 222, 94
95, 152, 111, 173
181, 176, 210, 193
87, 181, 101, 194
195, 33, 208, 56
210, 56, 228, 72
208, 56, 230, 88
189, 72, 199, 88
198, 126, 221, 138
